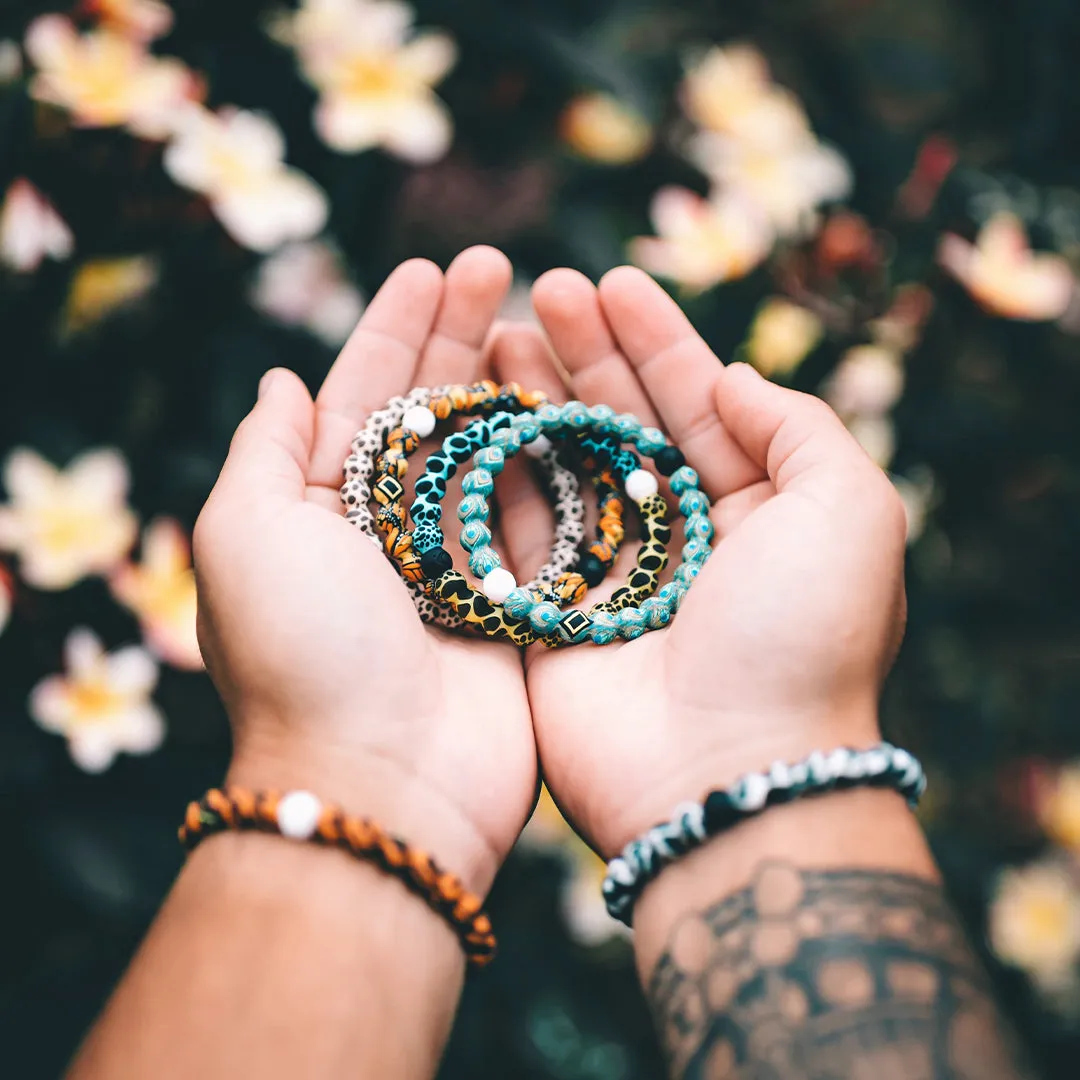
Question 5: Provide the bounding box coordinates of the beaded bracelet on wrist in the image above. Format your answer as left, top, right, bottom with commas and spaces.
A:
601, 742, 928, 925
415, 402, 712, 645
341, 382, 591, 631
179, 787, 497, 966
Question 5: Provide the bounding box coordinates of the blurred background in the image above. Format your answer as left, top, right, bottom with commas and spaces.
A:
1, 0, 1080, 1075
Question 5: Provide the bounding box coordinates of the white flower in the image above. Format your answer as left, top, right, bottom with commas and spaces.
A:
559, 93, 653, 165
846, 414, 896, 469
0, 39, 23, 84
273, 0, 457, 162
745, 297, 823, 378
25, 15, 197, 138
630, 186, 772, 294
85, 0, 175, 43
0, 179, 74, 273
250, 240, 364, 345
0, 448, 138, 590
989, 859, 1080, 991
111, 519, 202, 670
938, 213, 1074, 321
164, 106, 329, 252
690, 128, 852, 239
29, 628, 164, 772
681, 43, 810, 147
891, 468, 935, 544
822, 344, 905, 418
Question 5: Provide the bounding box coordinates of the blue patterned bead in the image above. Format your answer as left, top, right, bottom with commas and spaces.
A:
412, 522, 441, 554
617, 607, 648, 639
669, 465, 700, 495
460, 521, 492, 553
562, 399, 590, 429
612, 412, 643, 440
640, 596, 672, 629
656, 582, 682, 609
475, 446, 505, 473
469, 546, 501, 578
634, 427, 668, 456
683, 537, 711, 564
461, 468, 494, 496
674, 562, 703, 588
529, 601, 562, 634
586, 403, 616, 430
678, 490, 709, 517
535, 403, 564, 430
685, 514, 714, 543
512, 414, 541, 443
489, 426, 522, 453
457, 494, 490, 524
503, 587, 539, 619
588, 610, 619, 645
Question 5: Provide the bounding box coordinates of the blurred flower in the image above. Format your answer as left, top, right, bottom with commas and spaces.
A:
250, 240, 365, 346
897, 134, 958, 220
0, 565, 11, 637
559, 93, 653, 165
0, 179, 74, 273
520, 787, 627, 946
691, 128, 852, 239
80, 0, 174, 42
163, 106, 329, 252
0, 448, 137, 591
846, 414, 895, 469
822, 344, 904, 417
989, 859, 1080, 990
891, 468, 936, 544
25, 15, 197, 138
274, 0, 457, 162
745, 297, 823, 378
938, 213, 1074, 321
111, 519, 201, 670
1041, 763, 1080, 853
29, 627, 164, 773
630, 187, 771, 294
869, 283, 935, 354
62, 255, 159, 335
0, 39, 22, 83
681, 43, 808, 146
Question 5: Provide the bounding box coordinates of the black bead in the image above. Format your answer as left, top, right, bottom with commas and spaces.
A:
579, 552, 606, 588
655, 445, 687, 477
703, 790, 739, 833
419, 547, 454, 579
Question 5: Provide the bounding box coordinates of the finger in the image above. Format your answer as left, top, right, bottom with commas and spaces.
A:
531, 268, 659, 422
215, 368, 314, 502
715, 363, 894, 509
307, 258, 444, 487
414, 246, 513, 386
489, 325, 564, 578
598, 266, 764, 498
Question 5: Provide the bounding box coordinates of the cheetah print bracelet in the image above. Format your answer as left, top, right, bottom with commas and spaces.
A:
179, 787, 497, 965
444, 402, 714, 645
341, 382, 590, 631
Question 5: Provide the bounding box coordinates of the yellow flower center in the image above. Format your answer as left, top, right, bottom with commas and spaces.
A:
35, 505, 111, 555
68, 676, 126, 722
337, 54, 409, 99
137, 567, 195, 622
66, 38, 141, 117
1021, 895, 1071, 947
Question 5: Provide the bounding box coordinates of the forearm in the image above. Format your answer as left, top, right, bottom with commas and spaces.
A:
633, 784, 1035, 1078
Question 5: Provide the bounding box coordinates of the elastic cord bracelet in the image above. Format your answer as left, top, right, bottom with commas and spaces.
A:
179, 787, 497, 967
601, 742, 927, 925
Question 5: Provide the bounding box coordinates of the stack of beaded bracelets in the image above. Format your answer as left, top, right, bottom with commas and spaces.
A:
179, 787, 497, 966
601, 742, 928, 925
342, 386, 711, 646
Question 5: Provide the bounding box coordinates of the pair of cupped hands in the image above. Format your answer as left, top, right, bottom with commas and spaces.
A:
194, 246, 909, 899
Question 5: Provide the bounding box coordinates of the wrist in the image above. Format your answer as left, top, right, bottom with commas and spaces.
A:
226, 722, 500, 897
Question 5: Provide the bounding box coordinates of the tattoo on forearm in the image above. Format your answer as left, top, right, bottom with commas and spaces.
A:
647, 863, 1034, 1080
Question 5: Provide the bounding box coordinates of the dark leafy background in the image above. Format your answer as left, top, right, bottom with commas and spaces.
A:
1, 0, 1080, 1077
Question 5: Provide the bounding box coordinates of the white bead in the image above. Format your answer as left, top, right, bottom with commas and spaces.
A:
401, 405, 437, 438
276, 790, 323, 840
624, 468, 659, 502
524, 433, 553, 458
734, 772, 769, 811
482, 567, 517, 604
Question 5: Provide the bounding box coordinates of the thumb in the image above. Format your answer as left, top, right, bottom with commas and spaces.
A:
714, 363, 885, 507
216, 368, 315, 499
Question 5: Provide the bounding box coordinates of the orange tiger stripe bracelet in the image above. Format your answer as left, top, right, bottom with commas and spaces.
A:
178, 787, 497, 967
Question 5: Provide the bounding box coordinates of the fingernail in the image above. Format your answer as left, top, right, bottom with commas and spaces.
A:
258, 370, 278, 399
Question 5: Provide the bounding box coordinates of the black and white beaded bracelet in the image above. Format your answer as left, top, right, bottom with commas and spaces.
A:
601, 742, 927, 926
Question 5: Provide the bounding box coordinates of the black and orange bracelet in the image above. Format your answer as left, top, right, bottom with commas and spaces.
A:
179, 787, 497, 967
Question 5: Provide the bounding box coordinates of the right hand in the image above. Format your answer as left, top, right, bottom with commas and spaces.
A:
491, 267, 909, 859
